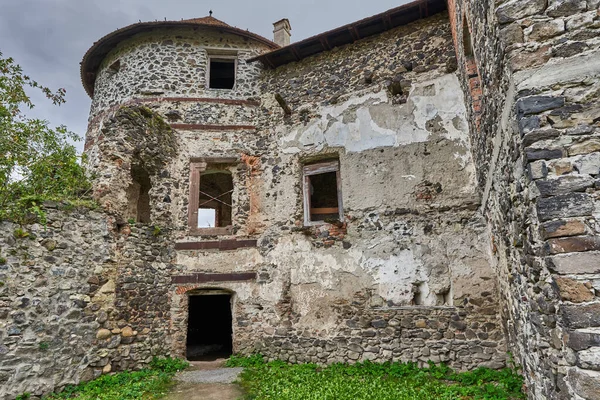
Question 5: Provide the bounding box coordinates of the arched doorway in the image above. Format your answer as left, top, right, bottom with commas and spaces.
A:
186, 288, 233, 361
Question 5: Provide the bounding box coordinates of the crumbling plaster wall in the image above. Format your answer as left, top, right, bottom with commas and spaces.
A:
448, 0, 600, 398
83, 11, 507, 369
169, 12, 506, 368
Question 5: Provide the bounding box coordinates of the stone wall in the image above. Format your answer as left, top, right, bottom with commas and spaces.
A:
0, 207, 182, 399
0, 208, 108, 398
255, 302, 504, 371
448, 0, 600, 398
89, 28, 271, 119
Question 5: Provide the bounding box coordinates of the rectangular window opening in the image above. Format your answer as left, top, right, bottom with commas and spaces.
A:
188, 159, 238, 236
209, 58, 236, 89
303, 159, 343, 226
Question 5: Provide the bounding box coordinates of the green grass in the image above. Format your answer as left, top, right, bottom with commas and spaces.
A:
44, 357, 188, 400
228, 356, 525, 400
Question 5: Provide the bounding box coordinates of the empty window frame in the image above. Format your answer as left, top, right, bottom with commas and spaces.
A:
303, 160, 343, 226
126, 164, 151, 223
188, 159, 237, 235
207, 57, 236, 89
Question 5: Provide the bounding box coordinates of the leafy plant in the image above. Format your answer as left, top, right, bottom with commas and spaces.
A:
45, 357, 188, 400
13, 228, 29, 238
16, 393, 30, 400
226, 353, 265, 368
152, 225, 161, 236
39, 342, 49, 351
0, 52, 91, 224
149, 356, 189, 373
0, 256, 6, 265
232, 356, 526, 400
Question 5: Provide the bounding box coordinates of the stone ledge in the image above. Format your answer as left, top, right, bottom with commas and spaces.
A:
169, 124, 256, 131
174, 239, 257, 251
171, 272, 256, 284
548, 252, 600, 274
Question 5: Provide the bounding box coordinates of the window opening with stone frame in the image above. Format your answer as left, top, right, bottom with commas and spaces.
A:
188, 158, 237, 235
207, 56, 236, 90
303, 159, 343, 226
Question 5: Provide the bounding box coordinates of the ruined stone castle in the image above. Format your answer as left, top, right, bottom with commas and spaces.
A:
2, 0, 600, 398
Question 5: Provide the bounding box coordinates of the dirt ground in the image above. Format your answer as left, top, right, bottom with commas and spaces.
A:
164, 359, 244, 400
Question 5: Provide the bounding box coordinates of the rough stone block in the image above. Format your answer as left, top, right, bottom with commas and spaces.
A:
525, 19, 566, 42
555, 277, 595, 303
547, 236, 600, 254
517, 96, 566, 116
547, 0, 587, 17
529, 160, 549, 180
519, 115, 541, 134
542, 219, 586, 239
569, 328, 600, 351
549, 252, 600, 274
536, 192, 594, 221
536, 175, 594, 197
514, 50, 600, 92
562, 303, 600, 329
496, 0, 547, 23
569, 139, 600, 156
522, 128, 561, 147
510, 45, 552, 72
577, 347, 600, 370
568, 367, 600, 400
96, 329, 112, 340
574, 153, 600, 175
553, 41, 590, 58
548, 160, 574, 175
500, 23, 524, 45
526, 148, 565, 161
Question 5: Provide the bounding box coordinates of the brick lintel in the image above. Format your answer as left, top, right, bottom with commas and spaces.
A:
170, 124, 256, 131
172, 271, 256, 284
174, 239, 257, 251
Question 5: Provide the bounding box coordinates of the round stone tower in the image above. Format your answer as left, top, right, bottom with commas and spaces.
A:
81, 15, 277, 230
79, 16, 282, 361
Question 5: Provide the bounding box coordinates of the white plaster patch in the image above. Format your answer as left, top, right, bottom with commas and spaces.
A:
279, 73, 471, 154
362, 249, 424, 304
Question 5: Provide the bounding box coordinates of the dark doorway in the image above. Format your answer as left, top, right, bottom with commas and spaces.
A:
186, 293, 233, 361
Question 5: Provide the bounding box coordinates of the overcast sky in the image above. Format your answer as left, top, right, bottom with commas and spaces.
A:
0, 0, 410, 153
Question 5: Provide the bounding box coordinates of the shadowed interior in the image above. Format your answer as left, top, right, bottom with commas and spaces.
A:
186, 294, 233, 361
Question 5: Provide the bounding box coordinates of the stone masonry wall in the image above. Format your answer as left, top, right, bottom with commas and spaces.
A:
448, 0, 600, 399
0, 207, 178, 400
89, 28, 271, 119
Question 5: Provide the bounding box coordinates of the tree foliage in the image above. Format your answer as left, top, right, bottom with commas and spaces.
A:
0, 51, 91, 222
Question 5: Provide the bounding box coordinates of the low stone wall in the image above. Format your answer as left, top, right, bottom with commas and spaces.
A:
0, 208, 109, 398
253, 305, 506, 371
0, 208, 175, 400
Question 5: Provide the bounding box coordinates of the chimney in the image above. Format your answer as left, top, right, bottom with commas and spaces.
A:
273, 18, 291, 47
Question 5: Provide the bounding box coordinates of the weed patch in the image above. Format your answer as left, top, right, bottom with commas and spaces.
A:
44, 357, 188, 400
231, 356, 525, 400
